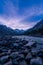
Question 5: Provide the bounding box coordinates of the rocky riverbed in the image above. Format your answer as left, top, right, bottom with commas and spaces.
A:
0, 36, 43, 65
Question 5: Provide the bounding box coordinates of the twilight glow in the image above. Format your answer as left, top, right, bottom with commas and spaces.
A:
0, 0, 43, 30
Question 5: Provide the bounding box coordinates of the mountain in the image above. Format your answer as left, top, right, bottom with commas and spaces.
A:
33, 20, 43, 29
0, 20, 43, 36
23, 20, 43, 37
0, 25, 17, 36
0, 24, 24, 36
14, 29, 25, 35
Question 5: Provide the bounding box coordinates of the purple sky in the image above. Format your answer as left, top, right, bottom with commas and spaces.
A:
0, 0, 43, 29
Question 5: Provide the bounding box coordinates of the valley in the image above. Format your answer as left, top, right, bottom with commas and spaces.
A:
0, 36, 43, 65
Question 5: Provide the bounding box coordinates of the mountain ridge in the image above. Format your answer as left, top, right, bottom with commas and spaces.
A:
23, 20, 43, 37
0, 20, 43, 37
0, 24, 24, 36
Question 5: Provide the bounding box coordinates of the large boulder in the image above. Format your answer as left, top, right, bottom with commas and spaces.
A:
10, 52, 19, 59
30, 57, 43, 65
25, 52, 32, 65
0, 55, 9, 64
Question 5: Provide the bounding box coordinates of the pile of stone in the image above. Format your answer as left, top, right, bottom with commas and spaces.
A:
0, 36, 43, 65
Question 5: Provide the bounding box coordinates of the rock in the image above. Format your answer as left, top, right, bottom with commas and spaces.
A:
38, 50, 43, 59
31, 48, 38, 54
10, 37, 20, 43
0, 55, 9, 64
0, 53, 6, 57
19, 60, 27, 65
10, 52, 19, 65
0, 36, 43, 65
18, 50, 25, 54
26, 52, 32, 60
22, 49, 28, 57
30, 57, 43, 65
10, 52, 19, 59
7, 49, 11, 54
16, 54, 24, 61
0, 41, 7, 46
24, 41, 36, 48
38, 52, 43, 63
12, 60, 19, 65
21, 40, 28, 45
12, 43, 19, 48
25, 52, 32, 65
3, 60, 12, 65
19, 43, 23, 47
2, 49, 8, 53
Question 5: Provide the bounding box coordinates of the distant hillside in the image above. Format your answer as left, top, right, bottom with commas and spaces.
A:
23, 20, 43, 37
0, 20, 43, 37
33, 20, 43, 29
14, 29, 25, 35
0, 25, 16, 35
0, 24, 24, 36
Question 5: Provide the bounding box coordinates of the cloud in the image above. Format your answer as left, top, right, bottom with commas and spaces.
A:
0, 17, 31, 30
0, 0, 43, 29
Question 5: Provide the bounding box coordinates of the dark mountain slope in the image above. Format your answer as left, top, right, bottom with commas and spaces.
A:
0, 24, 24, 36
33, 20, 43, 29
23, 20, 43, 37
0, 25, 17, 35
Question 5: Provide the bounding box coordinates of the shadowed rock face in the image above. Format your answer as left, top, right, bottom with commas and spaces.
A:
23, 20, 43, 37
0, 36, 43, 65
33, 20, 43, 29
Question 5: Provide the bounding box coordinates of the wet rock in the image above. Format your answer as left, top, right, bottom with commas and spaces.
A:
12, 60, 19, 65
0, 53, 6, 57
8, 49, 11, 54
18, 50, 25, 54
12, 43, 19, 48
38, 50, 43, 59
26, 53, 32, 60
19, 43, 24, 47
2, 49, 8, 53
16, 54, 24, 61
19, 60, 27, 65
4, 60, 12, 65
25, 52, 32, 65
0, 41, 7, 46
38, 52, 43, 63
31, 48, 38, 54
10, 52, 19, 59
22, 49, 28, 57
10, 52, 19, 65
0, 55, 9, 64
24, 41, 36, 49
21, 40, 28, 45
30, 57, 43, 65
0, 36, 43, 65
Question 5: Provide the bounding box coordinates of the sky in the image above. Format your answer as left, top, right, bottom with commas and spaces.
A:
0, 0, 43, 30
